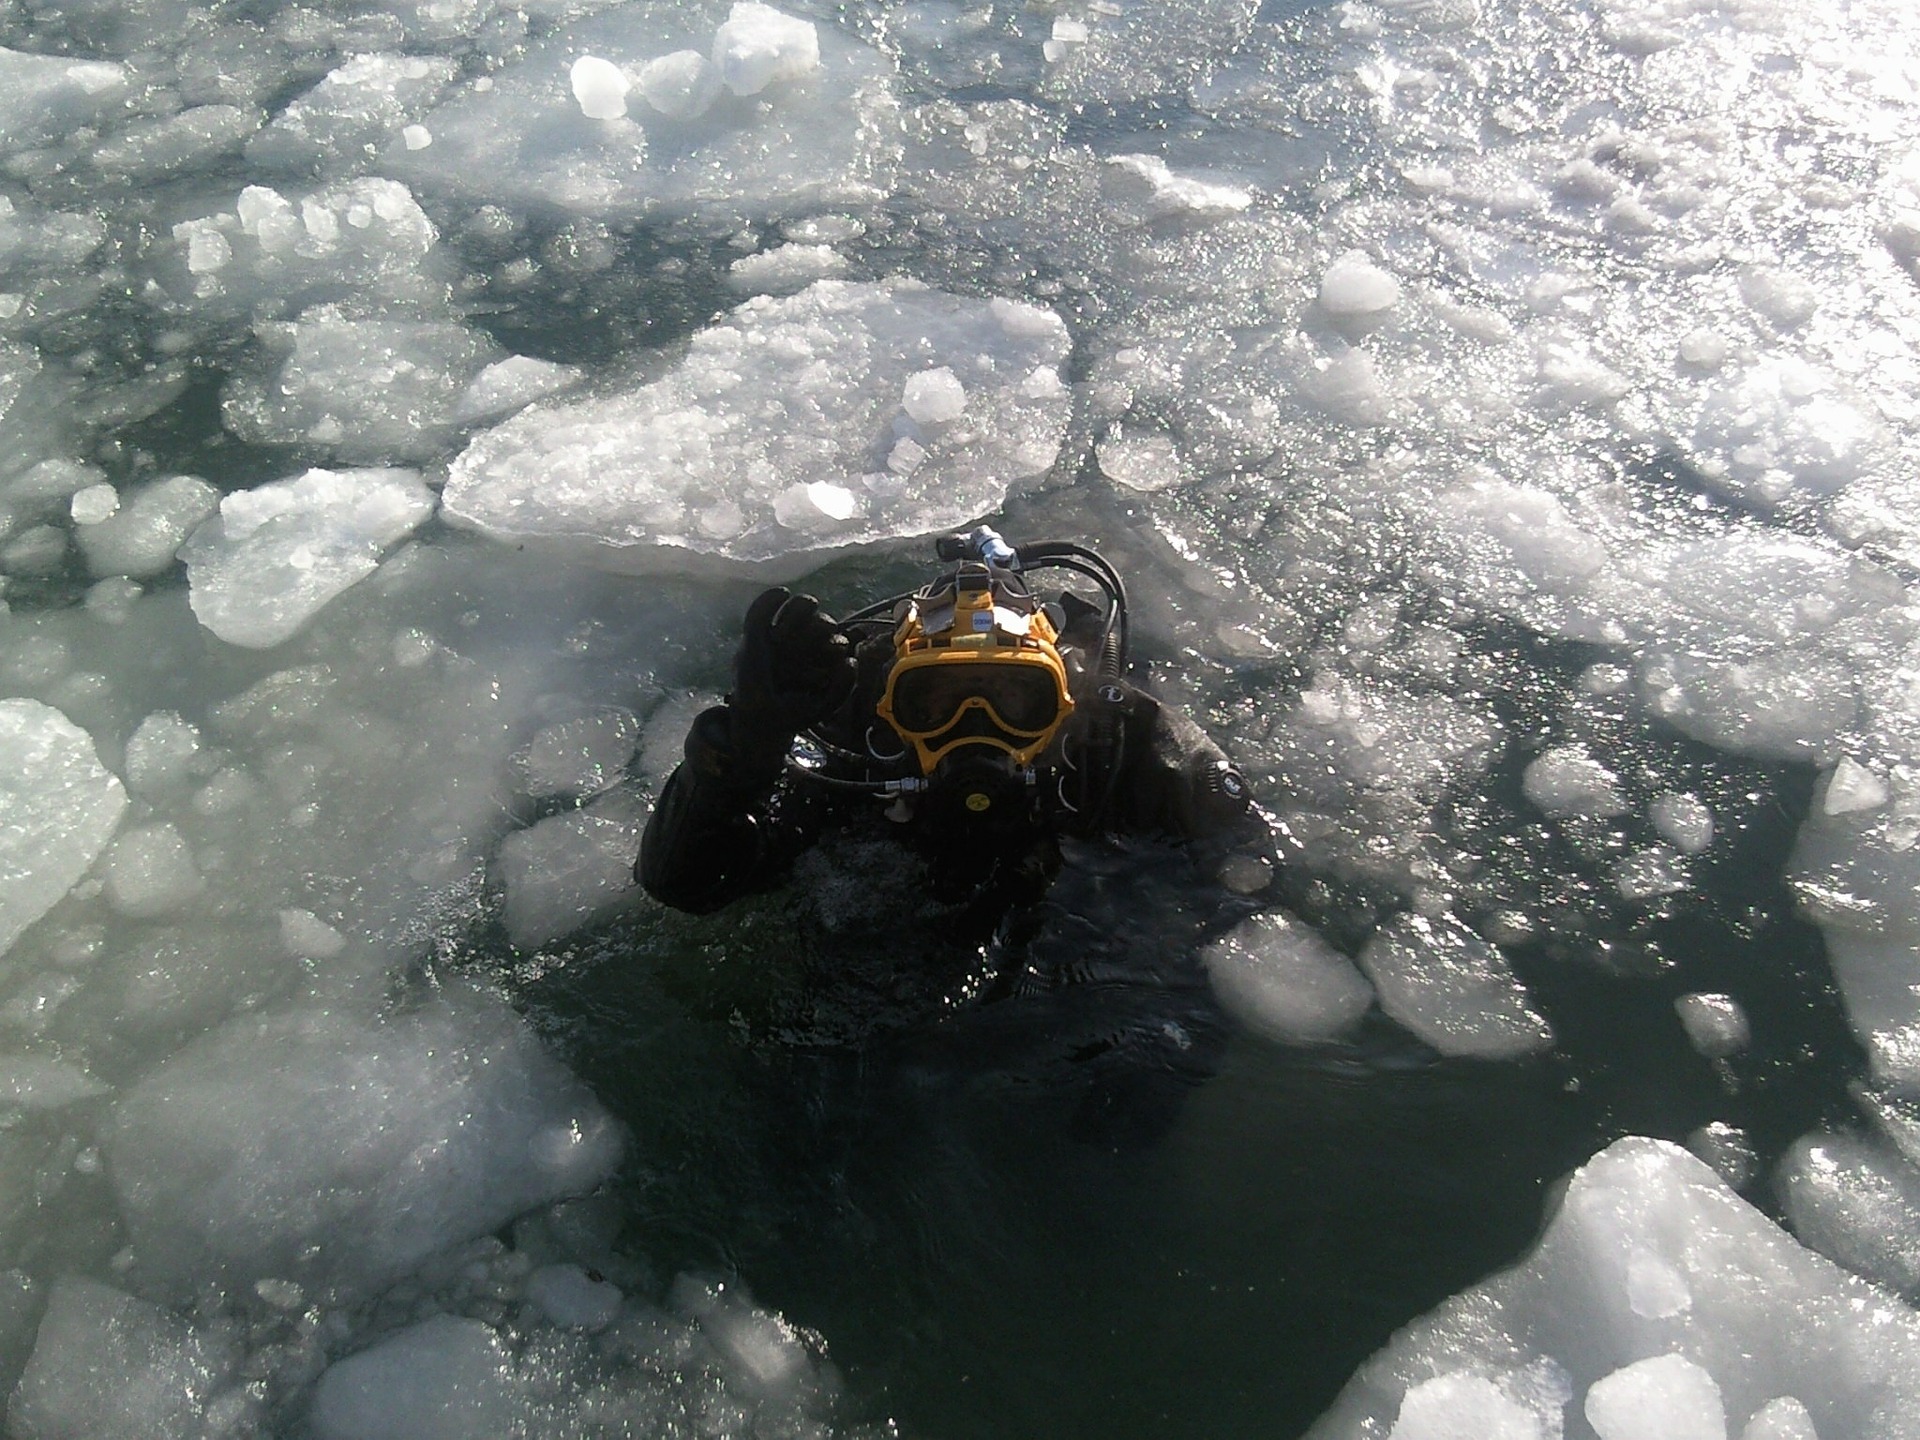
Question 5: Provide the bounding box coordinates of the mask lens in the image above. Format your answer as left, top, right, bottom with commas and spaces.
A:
891, 661, 1061, 736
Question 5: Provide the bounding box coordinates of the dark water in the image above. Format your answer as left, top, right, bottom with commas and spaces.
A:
506, 741, 1863, 1439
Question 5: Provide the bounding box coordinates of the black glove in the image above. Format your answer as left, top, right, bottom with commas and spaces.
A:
727, 587, 853, 777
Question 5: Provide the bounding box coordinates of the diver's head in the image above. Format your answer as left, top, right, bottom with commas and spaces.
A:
875, 558, 1075, 779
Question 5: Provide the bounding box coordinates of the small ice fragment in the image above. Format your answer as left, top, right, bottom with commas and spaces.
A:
570, 55, 630, 119
1044, 16, 1089, 61
1686, 1121, 1756, 1189
278, 908, 347, 960
711, 3, 820, 97
1389, 1372, 1546, 1440
903, 366, 966, 424
1097, 430, 1186, 493
69, 484, 119, 526
1523, 745, 1627, 818
254, 1278, 305, 1311
886, 437, 927, 475
1319, 250, 1401, 317
1614, 845, 1688, 901
1675, 992, 1750, 1059
1679, 329, 1729, 369
1104, 154, 1252, 221
185, 228, 231, 274
101, 823, 205, 919
401, 124, 432, 150
123, 712, 202, 798
1651, 792, 1714, 854
1822, 757, 1888, 816
1740, 1397, 1817, 1440
1020, 365, 1065, 398
636, 50, 721, 120
1584, 1354, 1725, 1440
772, 480, 860, 528
525, 1263, 622, 1331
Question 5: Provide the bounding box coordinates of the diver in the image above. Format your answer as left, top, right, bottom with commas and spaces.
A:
637, 527, 1277, 933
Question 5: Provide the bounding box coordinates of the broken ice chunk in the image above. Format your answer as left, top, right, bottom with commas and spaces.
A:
75, 474, 220, 579
1357, 913, 1552, 1060
635, 49, 722, 119
308, 1315, 522, 1440
1821, 757, 1888, 816
0, 699, 127, 959
525, 1263, 623, 1331
1522, 745, 1627, 818
278, 907, 348, 960
1318, 249, 1401, 318
0, 49, 128, 152
101, 822, 206, 919
7, 1279, 231, 1440
712, 3, 820, 96
1103, 153, 1252, 223
453, 355, 585, 427
726, 241, 847, 295
570, 55, 630, 119
1651, 792, 1714, 854
1740, 1397, 1817, 1440
496, 788, 648, 948
1097, 429, 1191, 493
1315, 1138, 1920, 1438
1388, 1372, 1550, 1440
102, 986, 623, 1298
1202, 910, 1375, 1044
1777, 1129, 1920, 1296
1675, 993, 1750, 1059
181, 467, 435, 648
902, 365, 966, 423
443, 279, 1070, 578
0, 1053, 110, 1111
68, 482, 117, 525
1584, 1353, 1725, 1440
514, 710, 641, 799
773, 479, 863, 529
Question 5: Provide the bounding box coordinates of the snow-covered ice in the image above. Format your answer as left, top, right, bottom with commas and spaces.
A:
443, 278, 1073, 577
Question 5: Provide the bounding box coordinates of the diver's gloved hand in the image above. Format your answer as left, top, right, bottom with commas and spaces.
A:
727, 586, 854, 781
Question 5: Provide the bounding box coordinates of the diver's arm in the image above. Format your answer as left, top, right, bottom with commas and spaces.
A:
638, 588, 853, 915
1105, 686, 1280, 898
637, 705, 784, 914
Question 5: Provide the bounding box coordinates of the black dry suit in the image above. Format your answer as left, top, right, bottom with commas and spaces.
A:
636, 537, 1278, 936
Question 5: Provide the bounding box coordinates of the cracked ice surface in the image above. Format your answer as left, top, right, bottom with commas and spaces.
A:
443, 277, 1073, 577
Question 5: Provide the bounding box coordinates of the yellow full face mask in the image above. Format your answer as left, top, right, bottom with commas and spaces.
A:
875, 562, 1075, 775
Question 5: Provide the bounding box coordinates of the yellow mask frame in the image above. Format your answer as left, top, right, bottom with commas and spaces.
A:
876, 565, 1075, 774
